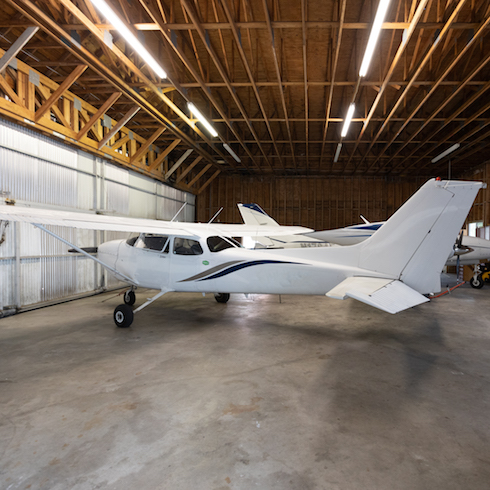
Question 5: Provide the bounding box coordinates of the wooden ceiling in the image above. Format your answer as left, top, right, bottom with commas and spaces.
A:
1, 0, 490, 187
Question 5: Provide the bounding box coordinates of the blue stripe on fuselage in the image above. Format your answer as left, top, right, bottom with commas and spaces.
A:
198, 259, 301, 281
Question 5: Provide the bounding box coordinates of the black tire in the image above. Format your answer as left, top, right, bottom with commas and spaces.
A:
124, 290, 136, 305
470, 274, 484, 289
114, 304, 134, 327
214, 293, 230, 303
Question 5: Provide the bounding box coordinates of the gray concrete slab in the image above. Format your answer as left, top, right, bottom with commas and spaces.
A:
1, 284, 490, 490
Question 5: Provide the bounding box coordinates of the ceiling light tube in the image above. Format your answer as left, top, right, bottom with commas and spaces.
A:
90, 0, 167, 79
359, 0, 392, 77
431, 143, 460, 163
341, 103, 356, 138
223, 143, 241, 163
333, 143, 342, 163
188, 103, 218, 137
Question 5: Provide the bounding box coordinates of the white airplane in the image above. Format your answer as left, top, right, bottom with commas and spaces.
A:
238, 203, 384, 247
0, 179, 483, 327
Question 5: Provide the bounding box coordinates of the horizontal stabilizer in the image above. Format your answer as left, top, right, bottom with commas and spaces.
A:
326, 276, 429, 314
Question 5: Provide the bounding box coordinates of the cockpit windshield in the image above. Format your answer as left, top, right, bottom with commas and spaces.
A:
207, 236, 241, 252
130, 234, 170, 253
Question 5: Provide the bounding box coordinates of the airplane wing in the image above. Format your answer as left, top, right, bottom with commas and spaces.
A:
326, 276, 429, 314
0, 204, 313, 237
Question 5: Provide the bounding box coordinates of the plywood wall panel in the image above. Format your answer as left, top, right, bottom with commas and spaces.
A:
198, 175, 430, 229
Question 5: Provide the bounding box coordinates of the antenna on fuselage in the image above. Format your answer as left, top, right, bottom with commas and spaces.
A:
208, 207, 223, 223
171, 202, 187, 222
360, 215, 370, 224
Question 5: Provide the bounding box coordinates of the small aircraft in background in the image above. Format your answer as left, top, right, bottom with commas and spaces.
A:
0, 179, 483, 327
238, 203, 384, 247
238, 196, 490, 268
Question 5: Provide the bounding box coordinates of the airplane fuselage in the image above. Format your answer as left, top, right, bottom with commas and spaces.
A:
98, 235, 390, 296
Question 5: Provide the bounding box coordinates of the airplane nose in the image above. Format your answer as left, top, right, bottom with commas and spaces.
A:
98, 239, 123, 269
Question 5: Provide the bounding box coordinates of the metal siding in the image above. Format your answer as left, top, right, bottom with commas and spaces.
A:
0, 119, 194, 312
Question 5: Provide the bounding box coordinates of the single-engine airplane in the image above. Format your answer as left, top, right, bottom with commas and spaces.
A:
0, 179, 483, 327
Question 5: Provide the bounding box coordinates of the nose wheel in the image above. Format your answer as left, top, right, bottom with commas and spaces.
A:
124, 289, 136, 305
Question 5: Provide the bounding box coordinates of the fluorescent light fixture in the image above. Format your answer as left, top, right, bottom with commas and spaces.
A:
188, 102, 218, 137
90, 0, 167, 79
333, 143, 342, 163
223, 143, 241, 163
431, 143, 460, 163
341, 103, 356, 138
359, 0, 392, 77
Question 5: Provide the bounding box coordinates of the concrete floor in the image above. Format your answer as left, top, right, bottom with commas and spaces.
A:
1, 283, 490, 490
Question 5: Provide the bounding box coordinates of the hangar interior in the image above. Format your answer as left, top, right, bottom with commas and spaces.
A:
1, 0, 490, 488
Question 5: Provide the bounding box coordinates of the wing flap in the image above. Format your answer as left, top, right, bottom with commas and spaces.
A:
326, 276, 429, 314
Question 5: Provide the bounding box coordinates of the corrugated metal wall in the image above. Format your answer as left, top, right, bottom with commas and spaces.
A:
0, 118, 195, 312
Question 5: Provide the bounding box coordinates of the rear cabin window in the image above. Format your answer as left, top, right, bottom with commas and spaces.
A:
173, 238, 203, 255
207, 236, 240, 252
134, 234, 170, 253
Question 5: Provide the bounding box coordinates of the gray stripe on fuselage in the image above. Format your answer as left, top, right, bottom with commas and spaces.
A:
179, 260, 244, 282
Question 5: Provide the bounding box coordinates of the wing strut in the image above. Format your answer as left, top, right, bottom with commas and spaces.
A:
34, 223, 137, 285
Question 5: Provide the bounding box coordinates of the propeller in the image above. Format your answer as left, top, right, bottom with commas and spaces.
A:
453, 230, 474, 281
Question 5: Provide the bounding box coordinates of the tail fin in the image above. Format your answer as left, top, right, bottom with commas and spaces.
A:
358, 179, 484, 294
237, 203, 279, 227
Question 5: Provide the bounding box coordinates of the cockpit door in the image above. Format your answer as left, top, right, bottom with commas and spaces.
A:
124, 234, 171, 290
169, 236, 209, 291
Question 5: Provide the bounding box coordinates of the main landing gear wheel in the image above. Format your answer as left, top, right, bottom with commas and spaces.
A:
214, 293, 230, 303
470, 274, 484, 289
114, 304, 134, 327
124, 290, 136, 305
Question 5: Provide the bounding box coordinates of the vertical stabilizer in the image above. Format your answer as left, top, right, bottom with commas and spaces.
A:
358, 179, 484, 294
237, 203, 279, 227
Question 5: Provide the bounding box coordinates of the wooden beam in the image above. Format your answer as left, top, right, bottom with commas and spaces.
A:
0, 27, 39, 73
76, 92, 121, 141
197, 170, 220, 194
98, 105, 140, 149
176, 156, 203, 183
35, 64, 87, 122
111, 134, 131, 151
130, 126, 166, 164
187, 164, 212, 188
148, 139, 181, 172
165, 148, 193, 180
0, 74, 24, 107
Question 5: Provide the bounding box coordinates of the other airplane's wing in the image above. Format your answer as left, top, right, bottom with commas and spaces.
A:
326, 276, 429, 314
0, 204, 313, 237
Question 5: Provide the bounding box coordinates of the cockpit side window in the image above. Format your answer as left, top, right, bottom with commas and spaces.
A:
134, 234, 170, 253
207, 236, 241, 252
173, 237, 203, 255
